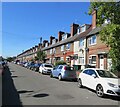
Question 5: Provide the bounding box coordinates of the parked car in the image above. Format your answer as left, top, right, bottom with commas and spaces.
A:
27, 62, 35, 70
33, 63, 41, 72
24, 62, 29, 68
50, 65, 77, 81
39, 63, 53, 74
77, 68, 120, 97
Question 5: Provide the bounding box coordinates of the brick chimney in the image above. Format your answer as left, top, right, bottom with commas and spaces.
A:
38, 43, 42, 50
50, 36, 55, 45
70, 23, 79, 37
43, 40, 48, 47
92, 9, 97, 29
58, 31, 64, 42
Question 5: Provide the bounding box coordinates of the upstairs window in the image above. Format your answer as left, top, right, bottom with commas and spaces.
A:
50, 49, 52, 54
81, 26, 86, 32
77, 27, 81, 34
62, 34, 67, 40
45, 43, 48, 47
66, 43, 71, 50
61, 45, 64, 51
53, 48, 56, 54
36, 48, 38, 52
89, 35, 97, 46
79, 39, 84, 47
52, 39, 56, 44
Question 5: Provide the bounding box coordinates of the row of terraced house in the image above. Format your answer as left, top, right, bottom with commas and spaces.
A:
17, 10, 112, 70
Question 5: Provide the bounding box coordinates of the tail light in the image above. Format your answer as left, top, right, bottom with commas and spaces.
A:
64, 66, 67, 70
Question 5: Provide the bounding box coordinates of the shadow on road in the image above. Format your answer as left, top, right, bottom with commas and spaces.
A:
2, 67, 23, 106
82, 87, 120, 101
18, 90, 34, 94
33, 93, 49, 98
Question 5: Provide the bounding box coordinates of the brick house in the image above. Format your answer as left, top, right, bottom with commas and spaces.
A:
86, 10, 111, 70
73, 24, 92, 70
42, 23, 79, 66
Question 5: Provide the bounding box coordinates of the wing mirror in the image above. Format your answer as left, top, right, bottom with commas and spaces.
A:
92, 74, 97, 78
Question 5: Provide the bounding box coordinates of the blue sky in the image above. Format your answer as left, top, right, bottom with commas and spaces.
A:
2, 2, 92, 58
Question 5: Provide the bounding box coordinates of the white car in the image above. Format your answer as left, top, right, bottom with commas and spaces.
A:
39, 63, 53, 74
78, 68, 120, 97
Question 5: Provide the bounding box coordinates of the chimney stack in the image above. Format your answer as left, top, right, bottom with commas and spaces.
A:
58, 31, 64, 42
92, 9, 97, 29
50, 36, 55, 45
70, 23, 79, 37
43, 40, 48, 47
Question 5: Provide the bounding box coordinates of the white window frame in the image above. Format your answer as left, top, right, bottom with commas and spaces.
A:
52, 39, 56, 45
79, 57, 84, 64
89, 55, 97, 64
79, 39, 84, 47
88, 35, 97, 46
61, 45, 64, 51
53, 48, 56, 54
66, 43, 70, 50
81, 26, 86, 33
61, 57, 64, 61
77, 27, 81, 34
50, 49, 52, 54
45, 43, 48, 47
62, 34, 67, 40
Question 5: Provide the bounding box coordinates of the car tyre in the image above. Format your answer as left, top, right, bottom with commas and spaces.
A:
96, 84, 104, 97
58, 74, 62, 81
78, 78, 83, 88
41, 70, 44, 74
50, 73, 53, 78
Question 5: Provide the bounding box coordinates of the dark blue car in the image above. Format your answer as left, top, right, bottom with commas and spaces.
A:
34, 63, 41, 71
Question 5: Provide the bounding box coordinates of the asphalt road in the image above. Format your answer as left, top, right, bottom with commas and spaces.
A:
2, 63, 120, 106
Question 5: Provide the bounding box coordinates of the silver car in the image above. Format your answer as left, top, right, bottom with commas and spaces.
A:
50, 65, 77, 81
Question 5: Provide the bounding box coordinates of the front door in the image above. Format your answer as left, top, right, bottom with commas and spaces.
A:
99, 55, 104, 69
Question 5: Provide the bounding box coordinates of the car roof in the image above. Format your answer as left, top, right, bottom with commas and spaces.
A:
43, 63, 53, 65
83, 68, 105, 71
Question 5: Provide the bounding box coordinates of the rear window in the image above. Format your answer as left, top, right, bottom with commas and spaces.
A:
66, 66, 74, 71
44, 64, 53, 68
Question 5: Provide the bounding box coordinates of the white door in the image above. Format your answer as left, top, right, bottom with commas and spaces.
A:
99, 55, 104, 69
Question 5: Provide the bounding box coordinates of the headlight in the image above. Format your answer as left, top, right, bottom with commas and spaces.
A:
108, 83, 118, 88
43, 67, 47, 71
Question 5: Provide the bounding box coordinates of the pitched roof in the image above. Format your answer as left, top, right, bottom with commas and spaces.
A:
87, 26, 102, 36
42, 26, 92, 51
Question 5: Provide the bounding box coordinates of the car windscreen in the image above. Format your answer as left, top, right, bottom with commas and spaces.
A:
44, 64, 53, 68
96, 70, 117, 78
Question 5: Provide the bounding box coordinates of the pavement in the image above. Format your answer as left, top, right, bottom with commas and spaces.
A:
2, 63, 120, 106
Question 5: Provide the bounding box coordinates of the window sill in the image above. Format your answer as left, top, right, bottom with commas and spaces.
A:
89, 43, 96, 46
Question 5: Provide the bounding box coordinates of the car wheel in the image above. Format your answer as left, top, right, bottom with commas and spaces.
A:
50, 73, 53, 78
58, 74, 62, 81
96, 85, 104, 97
77, 79, 83, 88
42, 70, 44, 74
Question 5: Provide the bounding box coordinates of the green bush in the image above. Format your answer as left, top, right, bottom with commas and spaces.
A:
55, 61, 66, 66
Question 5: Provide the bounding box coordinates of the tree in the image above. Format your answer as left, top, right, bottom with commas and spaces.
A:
36, 51, 46, 62
6, 56, 16, 62
88, 1, 120, 72
55, 61, 66, 66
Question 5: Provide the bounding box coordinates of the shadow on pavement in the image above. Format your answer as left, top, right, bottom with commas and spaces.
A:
2, 67, 23, 106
